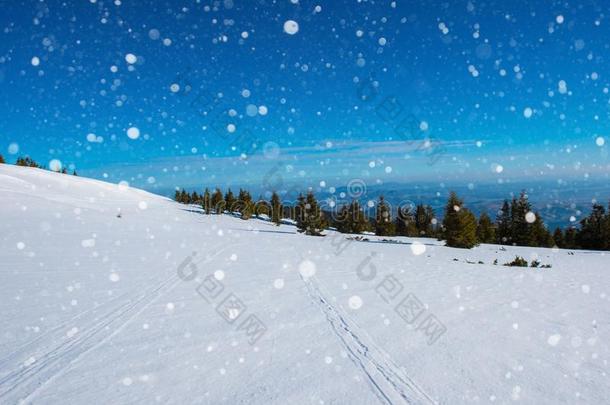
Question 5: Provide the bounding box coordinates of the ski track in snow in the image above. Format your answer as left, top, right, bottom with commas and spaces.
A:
301, 275, 437, 405
0, 245, 229, 404
0, 290, 134, 368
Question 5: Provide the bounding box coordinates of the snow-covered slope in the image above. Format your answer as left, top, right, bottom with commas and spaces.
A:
0, 164, 608, 404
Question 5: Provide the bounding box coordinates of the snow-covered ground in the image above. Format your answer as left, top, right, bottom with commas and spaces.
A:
0, 164, 608, 404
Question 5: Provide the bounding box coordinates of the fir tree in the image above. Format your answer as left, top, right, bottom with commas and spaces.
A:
72, 169, 78, 176
395, 204, 418, 236
375, 196, 395, 236
496, 200, 511, 244
442, 191, 478, 248
224, 189, 237, 213
415, 204, 436, 237
564, 227, 578, 249
0, 154, 4, 164
552, 227, 564, 248
458, 209, 478, 248
271, 192, 282, 226
296, 192, 324, 236
202, 188, 211, 214
442, 192, 462, 245
336, 200, 369, 234
427, 205, 438, 237
254, 195, 270, 218
240, 203, 254, 220
351, 200, 370, 234
510, 192, 532, 246
528, 213, 553, 247
16, 156, 40, 168
179, 189, 189, 204
237, 189, 254, 219
211, 188, 224, 214
335, 205, 349, 233
578, 203, 606, 250
191, 191, 200, 204
476, 212, 496, 243
295, 194, 306, 229
602, 203, 610, 250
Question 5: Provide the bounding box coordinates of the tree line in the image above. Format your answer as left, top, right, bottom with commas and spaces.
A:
174, 187, 610, 251
5, 153, 606, 250
0, 155, 78, 175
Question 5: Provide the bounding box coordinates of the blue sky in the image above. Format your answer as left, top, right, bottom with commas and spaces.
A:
0, 0, 608, 195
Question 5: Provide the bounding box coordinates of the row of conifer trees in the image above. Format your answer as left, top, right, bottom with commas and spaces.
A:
5, 154, 606, 250
174, 187, 610, 250
0, 155, 78, 175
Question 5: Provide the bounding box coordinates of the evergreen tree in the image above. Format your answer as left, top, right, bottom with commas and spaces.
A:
0, 154, 4, 164
578, 203, 606, 250
496, 200, 512, 244
295, 194, 306, 229
237, 189, 254, 219
510, 192, 532, 246
224, 189, 237, 213
442, 192, 462, 245
191, 191, 200, 204
564, 227, 578, 249
16, 156, 40, 168
202, 188, 211, 214
334, 205, 351, 233
211, 188, 224, 214
395, 204, 418, 236
179, 189, 189, 204
528, 212, 553, 247
296, 192, 324, 236
476, 212, 496, 243
271, 192, 282, 226
336, 200, 369, 234
426, 205, 438, 237
254, 195, 270, 218
415, 204, 435, 237
174, 189, 181, 202
459, 209, 479, 248
335, 205, 350, 233
602, 203, 610, 250
350, 200, 369, 234
552, 227, 565, 248
375, 196, 395, 236
442, 192, 478, 248
72, 169, 78, 176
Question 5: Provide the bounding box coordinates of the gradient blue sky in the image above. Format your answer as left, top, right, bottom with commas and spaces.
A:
1, 0, 608, 195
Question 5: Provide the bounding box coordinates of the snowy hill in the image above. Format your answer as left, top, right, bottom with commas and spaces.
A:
0, 164, 608, 404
